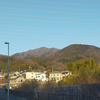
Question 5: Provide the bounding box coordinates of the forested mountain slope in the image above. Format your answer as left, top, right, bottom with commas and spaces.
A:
46, 44, 100, 63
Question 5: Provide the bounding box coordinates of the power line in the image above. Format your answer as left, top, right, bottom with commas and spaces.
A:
23, 0, 100, 6
0, 7, 100, 15
0, 25, 56, 30
0, 2, 100, 11
81, 0, 100, 1
0, 31, 99, 41
0, 34, 98, 41
0, 17, 100, 24
0, 13, 100, 21
0, 28, 100, 33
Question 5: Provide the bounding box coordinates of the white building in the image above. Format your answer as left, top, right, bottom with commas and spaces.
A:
26, 72, 46, 82
26, 72, 39, 79
49, 71, 63, 83
35, 73, 46, 82
49, 71, 72, 83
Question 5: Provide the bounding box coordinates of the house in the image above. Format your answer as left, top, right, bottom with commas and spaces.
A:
0, 74, 4, 79
20, 72, 26, 78
10, 71, 20, 79
49, 71, 63, 83
12, 71, 20, 76
35, 73, 46, 82
10, 71, 20, 76
26, 72, 41, 79
26, 72, 47, 82
15, 76, 25, 83
11, 76, 17, 79
61, 70, 72, 77
10, 76, 25, 84
49, 71, 72, 83
10, 78, 16, 84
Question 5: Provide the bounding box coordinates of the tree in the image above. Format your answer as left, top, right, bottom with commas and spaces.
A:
15, 80, 39, 91
4, 74, 12, 80
62, 58, 100, 85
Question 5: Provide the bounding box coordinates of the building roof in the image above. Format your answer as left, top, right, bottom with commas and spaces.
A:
50, 71, 61, 74
61, 70, 72, 74
36, 73, 42, 75
26, 71, 42, 73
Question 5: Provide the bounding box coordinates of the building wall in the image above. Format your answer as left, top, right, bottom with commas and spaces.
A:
35, 73, 46, 81
16, 77, 25, 83
49, 73, 63, 83
26, 72, 41, 79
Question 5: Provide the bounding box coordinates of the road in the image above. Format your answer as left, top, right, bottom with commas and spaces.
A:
0, 88, 25, 100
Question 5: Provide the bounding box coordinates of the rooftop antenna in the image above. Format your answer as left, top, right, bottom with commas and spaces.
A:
52, 66, 53, 72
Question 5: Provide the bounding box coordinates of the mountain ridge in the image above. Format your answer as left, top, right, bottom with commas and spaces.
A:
46, 44, 100, 63
4, 44, 100, 64
1, 44, 100, 72
12, 47, 60, 58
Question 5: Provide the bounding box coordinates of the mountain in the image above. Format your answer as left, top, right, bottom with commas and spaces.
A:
12, 47, 59, 58
0, 55, 7, 58
46, 44, 100, 63
1, 44, 100, 72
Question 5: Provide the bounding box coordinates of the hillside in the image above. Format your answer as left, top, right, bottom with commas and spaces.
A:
0, 56, 65, 73
46, 44, 100, 63
1, 44, 100, 72
12, 47, 59, 58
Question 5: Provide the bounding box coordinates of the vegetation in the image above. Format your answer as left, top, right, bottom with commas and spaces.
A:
1, 44, 100, 73
14, 58, 100, 92
4, 74, 12, 80
1, 44, 100, 93
0, 56, 65, 73
40, 81, 57, 92
14, 80, 39, 91
47, 44, 100, 64
58, 58, 100, 85
31, 58, 48, 67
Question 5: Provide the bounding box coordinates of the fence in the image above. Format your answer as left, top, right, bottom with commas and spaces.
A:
52, 84, 100, 96
6, 89, 34, 100
5, 83, 100, 100
5, 89, 100, 100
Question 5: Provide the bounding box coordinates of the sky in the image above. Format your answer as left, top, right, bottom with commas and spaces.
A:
0, 0, 100, 56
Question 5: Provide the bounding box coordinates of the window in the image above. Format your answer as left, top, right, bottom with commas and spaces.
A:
57, 77, 59, 80
65, 72, 68, 74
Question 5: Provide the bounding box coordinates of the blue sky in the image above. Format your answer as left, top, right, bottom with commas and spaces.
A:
0, 0, 100, 56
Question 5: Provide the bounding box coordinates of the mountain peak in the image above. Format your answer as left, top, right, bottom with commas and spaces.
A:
12, 47, 59, 58
46, 44, 100, 63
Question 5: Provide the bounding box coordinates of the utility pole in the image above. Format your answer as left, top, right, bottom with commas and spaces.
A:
5, 42, 9, 100
52, 66, 53, 72
19, 68, 20, 73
